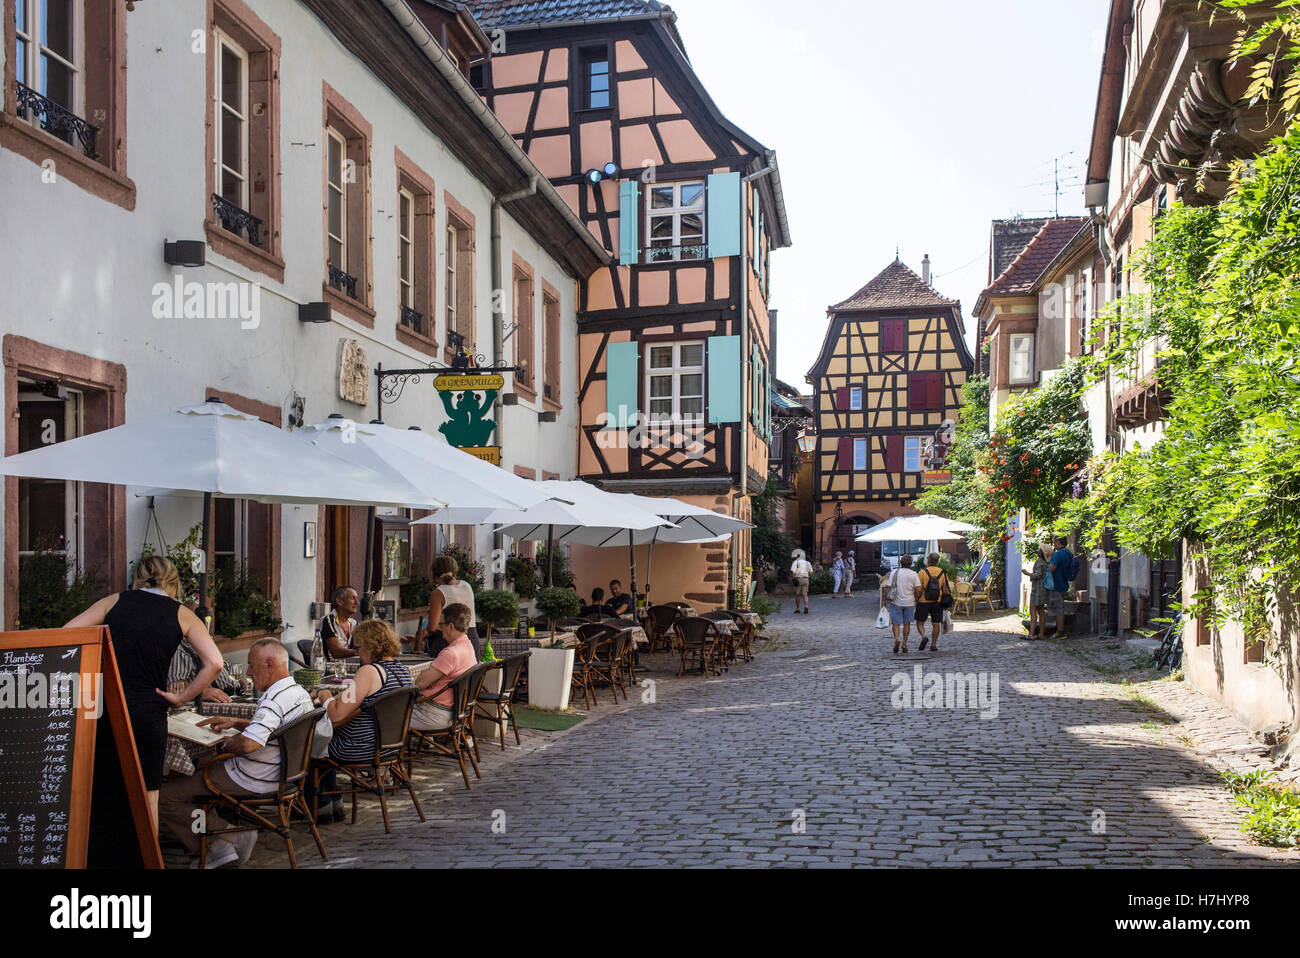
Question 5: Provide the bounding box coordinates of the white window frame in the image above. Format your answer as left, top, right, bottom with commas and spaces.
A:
646, 341, 706, 425
852, 438, 867, 471
445, 222, 458, 335
647, 181, 706, 262
15, 0, 85, 122
213, 27, 250, 211
849, 386, 863, 411
904, 436, 925, 473
326, 126, 348, 271
1009, 333, 1035, 385
398, 187, 415, 310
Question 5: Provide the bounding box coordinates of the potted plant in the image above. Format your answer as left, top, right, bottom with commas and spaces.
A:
475, 589, 520, 643
505, 555, 540, 600
534, 586, 581, 636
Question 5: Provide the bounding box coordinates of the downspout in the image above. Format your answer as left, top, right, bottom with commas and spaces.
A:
491, 176, 539, 586
733, 161, 775, 601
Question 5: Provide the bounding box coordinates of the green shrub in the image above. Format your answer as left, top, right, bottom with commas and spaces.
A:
505, 555, 540, 599
400, 574, 434, 610
808, 566, 835, 595
536, 543, 574, 589
749, 592, 779, 624
442, 543, 485, 591
139, 523, 202, 608
213, 564, 281, 638
18, 543, 102, 630
535, 586, 581, 630
475, 588, 520, 639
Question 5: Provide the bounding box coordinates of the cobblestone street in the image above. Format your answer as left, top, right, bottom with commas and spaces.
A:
232, 594, 1300, 868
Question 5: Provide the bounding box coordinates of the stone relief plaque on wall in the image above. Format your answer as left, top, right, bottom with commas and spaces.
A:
338, 339, 369, 406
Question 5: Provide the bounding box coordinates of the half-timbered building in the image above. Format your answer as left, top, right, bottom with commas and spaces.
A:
472, 0, 791, 607
808, 259, 973, 570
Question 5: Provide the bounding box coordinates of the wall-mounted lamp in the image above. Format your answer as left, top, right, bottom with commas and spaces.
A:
795, 432, 817, 455
163, 239, 206, 267
501, 394, 519, 406
585, 162, 620, 184
299, 302, 331, 323
538, 410, 557, 423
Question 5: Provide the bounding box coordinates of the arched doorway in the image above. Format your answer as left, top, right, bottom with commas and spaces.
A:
832, 512, 885, 577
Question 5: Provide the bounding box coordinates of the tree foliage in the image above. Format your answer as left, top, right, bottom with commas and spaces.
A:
914, 375, 991, 533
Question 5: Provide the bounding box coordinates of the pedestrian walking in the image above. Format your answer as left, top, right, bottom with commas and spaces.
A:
1020, 543, 1050, 640
841, 553, 856, 596
831, 552, 844, 597
915, 553, 952, 652
791, 549, 813, 614
883, 554, 922, 653
1046, 537, 1076, 640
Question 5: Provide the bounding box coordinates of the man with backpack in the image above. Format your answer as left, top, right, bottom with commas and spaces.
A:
915, 552, 952, 652
1046, 537, 1078, 640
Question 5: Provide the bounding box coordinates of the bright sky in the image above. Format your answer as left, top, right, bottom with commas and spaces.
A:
668, 0, 1107, 387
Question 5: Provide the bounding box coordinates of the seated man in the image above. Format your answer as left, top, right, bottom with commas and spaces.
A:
158, 638, 315, 868
602, 579, 634, 617
580, 587, 606, 617
409, 603, 478, 731
167, 635, 243, 704
320, 586, 360, 660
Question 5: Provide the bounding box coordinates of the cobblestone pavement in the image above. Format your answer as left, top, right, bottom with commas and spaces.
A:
224, 594, 1300, 868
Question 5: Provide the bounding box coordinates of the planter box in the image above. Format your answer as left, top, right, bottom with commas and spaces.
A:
473, 667, 506, 741
527, 647, 574, 711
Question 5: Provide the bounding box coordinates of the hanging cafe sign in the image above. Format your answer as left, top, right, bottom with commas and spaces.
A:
375, 332, 515, 466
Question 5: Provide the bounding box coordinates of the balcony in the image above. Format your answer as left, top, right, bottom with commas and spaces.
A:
14, 81, 98, 159
328, 263, 358, 300
645, 243, 708, 264
399, 306, 423, 335
211, 194, 263, 249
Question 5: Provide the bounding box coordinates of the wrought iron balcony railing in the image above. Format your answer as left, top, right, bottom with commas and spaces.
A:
211, 194, 262, 248
645, 243, 708, 264
14, 81, 98, 159
400, 306, 423, 334
328, 263, 358, 300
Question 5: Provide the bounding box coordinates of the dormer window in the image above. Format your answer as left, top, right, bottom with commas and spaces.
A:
579, 45, 610, 110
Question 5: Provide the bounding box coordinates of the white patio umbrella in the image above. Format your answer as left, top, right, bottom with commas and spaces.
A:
0, 398, 435, 609
855, 513, 978, 542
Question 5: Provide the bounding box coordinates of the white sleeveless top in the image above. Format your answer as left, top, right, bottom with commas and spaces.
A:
436, 580, 476, 628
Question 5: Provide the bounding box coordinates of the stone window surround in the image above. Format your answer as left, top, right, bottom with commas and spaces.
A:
3, 335, 127, 630
541, 279, 562, 412
0, 0, 136, 210
321, 81, 375, 327
394, 146, 438, 358
443, 189, 476, 364
511, 251, 536, 401
204, 0, 284, 282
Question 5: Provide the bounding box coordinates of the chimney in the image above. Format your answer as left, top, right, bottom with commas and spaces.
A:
921, 254, 931, 286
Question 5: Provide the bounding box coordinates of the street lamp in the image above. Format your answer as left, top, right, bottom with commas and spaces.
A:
795, 431, 816, 456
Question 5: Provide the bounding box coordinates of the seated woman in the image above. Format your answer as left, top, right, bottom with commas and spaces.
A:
410, 603, 478, 731
308, 620, 411, 822
580, 587, 605, 617
320, 586, 360, 660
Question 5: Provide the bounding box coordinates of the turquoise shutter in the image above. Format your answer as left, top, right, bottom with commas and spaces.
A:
605, 340, 639, 428
707, 335, 741, 423
706, 172, 741, 259
619, 181, 639, 266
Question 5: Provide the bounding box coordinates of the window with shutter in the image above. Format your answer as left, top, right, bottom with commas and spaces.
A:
834, 386, 849, 411
885, 435, 903, 473
837, 436, 853, 471
881, 319, 905, 353
927, 372, 944, 410
910, 372, 942, 411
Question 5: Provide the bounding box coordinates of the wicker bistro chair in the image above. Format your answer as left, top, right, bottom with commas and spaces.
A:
674, 616, 724, 677
645, 604, 682, 653
407, 663, 489, 790
951, 581, 976, 616
576, 622, 617, 643
568, 636, 603, 709
725, 612, 756, 663
311, 686, 425, 835
557, 617, 590, 630
197, 706, 328, 869
611, 624, 641, 684
473, 653, 529, 749
589, 631, 632, 704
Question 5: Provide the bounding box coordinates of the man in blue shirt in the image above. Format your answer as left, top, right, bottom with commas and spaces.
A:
1047, 537, 1074, 639
603, 579, 634, 616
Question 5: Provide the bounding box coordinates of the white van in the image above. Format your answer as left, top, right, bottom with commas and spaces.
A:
878, 539, 935, 574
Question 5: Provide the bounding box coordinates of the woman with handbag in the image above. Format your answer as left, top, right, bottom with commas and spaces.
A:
915, 553, 954, 652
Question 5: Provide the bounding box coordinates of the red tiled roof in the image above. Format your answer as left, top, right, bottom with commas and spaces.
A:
828, 259, 959, 312
982, 217, 1088, 298
470, 0, 671, 28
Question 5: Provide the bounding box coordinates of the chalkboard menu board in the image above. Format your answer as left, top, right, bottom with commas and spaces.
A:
0, 627, 160, 869
0, 643, 83, 867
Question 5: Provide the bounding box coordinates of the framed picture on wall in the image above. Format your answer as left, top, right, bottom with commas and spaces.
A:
304, 521, 317, 558
371, 600, 396, 625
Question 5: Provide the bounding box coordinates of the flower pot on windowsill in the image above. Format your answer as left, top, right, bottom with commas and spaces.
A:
526, 646, 574, 711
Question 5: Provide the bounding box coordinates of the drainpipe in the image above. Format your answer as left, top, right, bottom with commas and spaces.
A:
490, 176, 539, 586
732, 159, 775, 600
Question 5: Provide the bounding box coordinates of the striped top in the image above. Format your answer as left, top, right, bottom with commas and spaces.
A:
166, 636, 241, 695
328, 660, 413, 763
224, 675, 315, 793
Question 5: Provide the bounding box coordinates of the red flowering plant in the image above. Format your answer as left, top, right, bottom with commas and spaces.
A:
979, 360, 1093, 532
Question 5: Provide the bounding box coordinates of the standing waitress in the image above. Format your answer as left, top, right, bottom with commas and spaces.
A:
65, 556, 222, 825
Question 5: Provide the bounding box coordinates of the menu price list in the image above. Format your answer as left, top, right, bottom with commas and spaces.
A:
0, 645, 81, 868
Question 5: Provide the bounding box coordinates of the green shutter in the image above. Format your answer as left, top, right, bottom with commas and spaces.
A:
619, 180, 639, 266
605, 340, 639, 428
707, 172, 741, 259
707, 335, 741, 423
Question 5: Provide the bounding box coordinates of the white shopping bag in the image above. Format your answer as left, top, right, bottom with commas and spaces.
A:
942, 609, 953, 634
312, 709, 334, 759
875, 607, 890, 629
